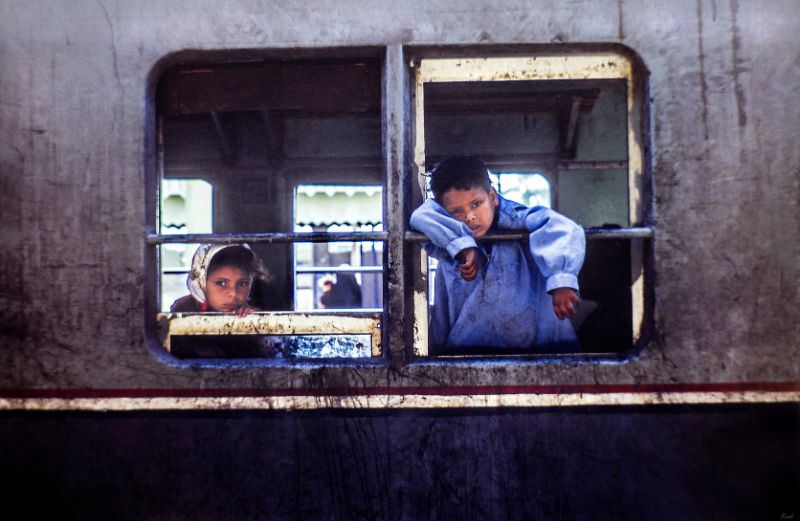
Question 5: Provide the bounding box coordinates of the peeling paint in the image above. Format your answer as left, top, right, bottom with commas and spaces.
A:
1, 388, 798, 411
160, 312, 382, 356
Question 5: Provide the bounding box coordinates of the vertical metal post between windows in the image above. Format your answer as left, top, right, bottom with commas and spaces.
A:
382, 45, 409, 365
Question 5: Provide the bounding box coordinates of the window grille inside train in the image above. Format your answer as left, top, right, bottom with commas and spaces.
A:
408, 52, 652, 358
292, 184, 383, 313
150, 54, 384, 359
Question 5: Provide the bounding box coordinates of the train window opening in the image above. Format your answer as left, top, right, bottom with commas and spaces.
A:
149, 54, 385, 359
410, 52, 651, 358
492, 172, 552, 209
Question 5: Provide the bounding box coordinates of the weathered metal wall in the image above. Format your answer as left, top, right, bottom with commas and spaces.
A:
1, 0, 798, 390
0, 404, 797, 520
0, 1, 798, 519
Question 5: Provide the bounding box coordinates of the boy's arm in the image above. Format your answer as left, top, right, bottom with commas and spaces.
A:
409, 198, 477, 260
526, 207, 585, 293
497, 198, 585, 293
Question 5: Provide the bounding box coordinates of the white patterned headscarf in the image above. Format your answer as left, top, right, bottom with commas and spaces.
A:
186, 243, 254, 304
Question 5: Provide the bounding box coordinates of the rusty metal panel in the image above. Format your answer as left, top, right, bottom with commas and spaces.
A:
158, 312, 382, 356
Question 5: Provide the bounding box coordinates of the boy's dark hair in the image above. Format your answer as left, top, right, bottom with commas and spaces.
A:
429, 155, 492, 201
208, 245, 270, 282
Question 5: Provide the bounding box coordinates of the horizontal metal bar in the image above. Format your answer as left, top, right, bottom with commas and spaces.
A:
583, 227, 654, 239
150, 228, 653, 246
148, 231, 388, 245
295, 266, 383, 274
558, 160, 628, 171
294, 307, 383, 314
165, 267, 383, 276
404, 226, 654, 242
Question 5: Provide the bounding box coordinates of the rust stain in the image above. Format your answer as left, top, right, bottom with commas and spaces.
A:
696, 0, 710, 158
158, 312, 382, 354
730, 0, 747, 130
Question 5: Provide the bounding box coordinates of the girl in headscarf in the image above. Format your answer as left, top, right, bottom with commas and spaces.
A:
168, 244, 280, 358
170, 243, 269, 315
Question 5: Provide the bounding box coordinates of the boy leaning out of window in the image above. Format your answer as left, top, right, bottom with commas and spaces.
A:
410, 155, 585, 353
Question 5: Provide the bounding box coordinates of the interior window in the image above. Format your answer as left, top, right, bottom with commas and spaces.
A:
293, 184, 383, 311
410, 52, 651, 357
150, 55, 384, 359
159, 179, 213, 312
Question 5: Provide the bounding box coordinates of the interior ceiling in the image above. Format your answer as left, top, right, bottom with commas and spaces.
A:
159, 62, 620, 163
157, 60, 382, 117
424, 80, 604, 115
159, 61, 619, 117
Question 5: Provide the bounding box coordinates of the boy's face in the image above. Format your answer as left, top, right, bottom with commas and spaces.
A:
205, 266, 253, 312
440, 186, 498, 238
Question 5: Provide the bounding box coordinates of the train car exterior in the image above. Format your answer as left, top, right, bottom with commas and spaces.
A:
0, 1, 798, 519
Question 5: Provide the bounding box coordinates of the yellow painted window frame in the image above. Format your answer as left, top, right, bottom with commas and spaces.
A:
411, 51, 648, 357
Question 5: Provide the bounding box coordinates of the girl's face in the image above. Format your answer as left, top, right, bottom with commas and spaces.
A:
205, 266, 253, 312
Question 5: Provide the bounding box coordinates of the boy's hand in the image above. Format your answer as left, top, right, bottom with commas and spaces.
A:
456, 248, 479, 281
551, 288, 580, 320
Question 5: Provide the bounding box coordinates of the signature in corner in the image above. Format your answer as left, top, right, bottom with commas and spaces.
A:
780, 513, 795, 520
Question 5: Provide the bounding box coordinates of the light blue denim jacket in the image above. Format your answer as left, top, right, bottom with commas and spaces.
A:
410, 195, 585, 351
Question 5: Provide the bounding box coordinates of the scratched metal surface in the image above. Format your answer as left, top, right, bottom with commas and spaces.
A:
0, 404, 797, 520
0, 0, 798, 391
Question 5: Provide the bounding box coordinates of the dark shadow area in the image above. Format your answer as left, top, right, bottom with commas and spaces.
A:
576, 233, 633, 353
169, 334, 275, 358
0, 403, 797, 520
169, 333, 372, 359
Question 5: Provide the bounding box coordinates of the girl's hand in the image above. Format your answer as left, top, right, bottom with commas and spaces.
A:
456, 248, 479, 281
235, 305, 258, 317
551, 288, 580, 320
